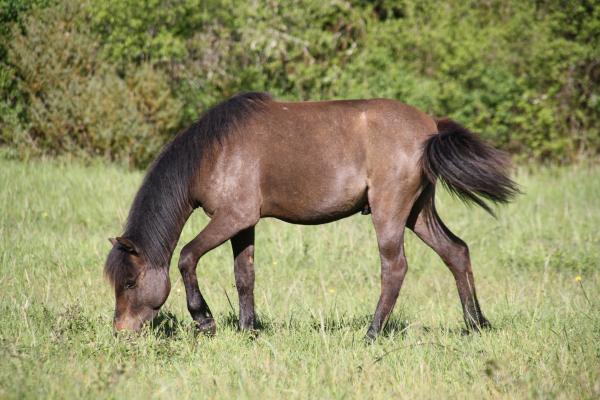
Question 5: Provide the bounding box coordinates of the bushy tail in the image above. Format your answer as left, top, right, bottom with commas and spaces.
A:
420, 118, 519, 216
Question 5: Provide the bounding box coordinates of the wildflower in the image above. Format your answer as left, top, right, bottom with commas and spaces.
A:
575, 275, 592, 307
328, 288, 335, 294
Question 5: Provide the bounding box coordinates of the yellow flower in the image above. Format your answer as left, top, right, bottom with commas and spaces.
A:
328, 288, 336, 293
575, 275, 582, 282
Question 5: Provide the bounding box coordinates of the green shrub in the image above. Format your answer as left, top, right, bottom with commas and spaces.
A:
3, 0, 182, 167
0, 0, 51, 149
1, 0, 598, 166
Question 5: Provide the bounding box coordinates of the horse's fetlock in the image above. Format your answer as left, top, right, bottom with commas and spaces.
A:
187, 300, 202, 314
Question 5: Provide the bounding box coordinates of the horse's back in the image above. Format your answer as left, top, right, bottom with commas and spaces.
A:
254, 99, 371, 223
196, 97, 437, 223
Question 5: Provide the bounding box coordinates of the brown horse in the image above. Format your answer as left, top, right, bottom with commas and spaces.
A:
105, 92, 518, 340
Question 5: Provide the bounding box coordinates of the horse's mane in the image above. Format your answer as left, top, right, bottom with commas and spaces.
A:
105, 92, 272, 285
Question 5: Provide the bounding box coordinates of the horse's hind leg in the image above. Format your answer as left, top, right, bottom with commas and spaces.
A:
178, 210, 258, 335
366, 190, 415, 341
231, 227, 256, 330
408, 199, 490, 331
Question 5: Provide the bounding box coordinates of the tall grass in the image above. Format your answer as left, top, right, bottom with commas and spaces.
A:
0, 159, 598, 399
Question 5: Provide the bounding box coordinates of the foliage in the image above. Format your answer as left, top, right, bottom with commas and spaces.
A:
2, 0, 182, 166
87, 0, 204, 67
0, 0, 50, 146
0, 0, 598, 166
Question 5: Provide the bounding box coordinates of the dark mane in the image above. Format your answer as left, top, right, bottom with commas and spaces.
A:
105, 92, 272, 285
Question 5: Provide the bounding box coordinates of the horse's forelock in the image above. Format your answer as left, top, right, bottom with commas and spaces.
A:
104, 247, 132, 288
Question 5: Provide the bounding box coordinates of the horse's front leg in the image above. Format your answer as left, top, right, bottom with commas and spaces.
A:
178, 210, 258, 335
231, 227, 256, 330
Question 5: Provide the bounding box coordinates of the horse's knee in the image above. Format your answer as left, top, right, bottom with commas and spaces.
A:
395, 258, 408, 279
178, 246, 197, 274
382, 255, 408, 284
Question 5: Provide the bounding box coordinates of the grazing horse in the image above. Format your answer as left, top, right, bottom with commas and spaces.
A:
104, 92, 518, 340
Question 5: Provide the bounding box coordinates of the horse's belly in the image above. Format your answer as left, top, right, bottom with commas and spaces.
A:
260, 166, 368, 225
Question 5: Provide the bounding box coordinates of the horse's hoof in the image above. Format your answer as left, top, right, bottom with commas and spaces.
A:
466, 317, 492, 333
238, 322, 257, 331
238, 320, 257, 332
479, 318, 492, 330
364, 329, 378, 344
195, 318, 216, 336
240, 328, 260, 340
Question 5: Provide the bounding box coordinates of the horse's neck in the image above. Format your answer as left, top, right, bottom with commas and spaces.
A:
124, 116, 204, 268
165, 211, 193, 266
124, 175, 195, 269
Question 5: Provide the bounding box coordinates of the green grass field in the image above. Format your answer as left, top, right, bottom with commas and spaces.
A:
1, 158, 599, 399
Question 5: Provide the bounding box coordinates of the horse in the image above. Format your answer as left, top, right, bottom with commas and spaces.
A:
104, 92, 518, 340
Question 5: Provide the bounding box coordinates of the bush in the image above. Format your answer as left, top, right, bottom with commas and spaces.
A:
2, 0, 182, 167
1, 0, 598, 166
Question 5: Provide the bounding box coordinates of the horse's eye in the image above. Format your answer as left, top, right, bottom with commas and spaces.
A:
124, 280, 137, 289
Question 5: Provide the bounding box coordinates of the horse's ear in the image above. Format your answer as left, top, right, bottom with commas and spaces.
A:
108, 237, 118, 246
112, 236, 139, 255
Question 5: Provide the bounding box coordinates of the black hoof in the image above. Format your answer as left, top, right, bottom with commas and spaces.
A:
364, 329, 378, 344
479, 318, 492, 330
466, 317, 492, 332
195, 318, 216, 336
238, 319, 257, 332
240, 328, 259, 340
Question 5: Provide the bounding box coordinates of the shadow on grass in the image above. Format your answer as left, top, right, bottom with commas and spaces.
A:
221, 312, 274, 333
148, 310, 489, 340
149, 311, 274, 340
149, 311, 194, 338
220, 311, 410, 338
422, 322, 496, 337
307, 314, 411, 338
305, 313, 494, 339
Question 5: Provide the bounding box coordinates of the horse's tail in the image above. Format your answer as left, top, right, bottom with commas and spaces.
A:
420, 118, 519, 216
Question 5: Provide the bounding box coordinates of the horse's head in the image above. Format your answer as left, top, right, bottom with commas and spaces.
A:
105, 237, 171, 331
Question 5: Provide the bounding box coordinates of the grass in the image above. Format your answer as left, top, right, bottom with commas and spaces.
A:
0, 157, 599, 399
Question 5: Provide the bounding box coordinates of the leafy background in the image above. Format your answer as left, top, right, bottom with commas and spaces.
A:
1, 0, 599, 167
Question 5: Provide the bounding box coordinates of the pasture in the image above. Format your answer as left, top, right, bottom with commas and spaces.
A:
0, 158, 598, 399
